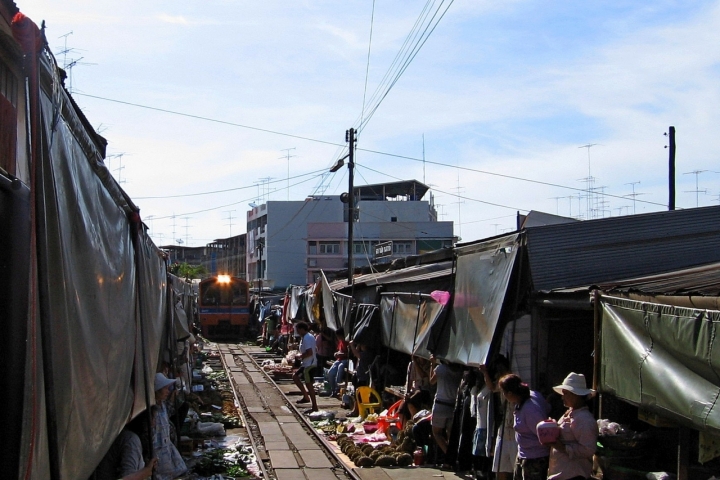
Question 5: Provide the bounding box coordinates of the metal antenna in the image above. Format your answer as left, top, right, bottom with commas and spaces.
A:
683, 170, 709, 207
452, 169, 465, 239
107, 153, 127, 184
549, 196, 564, 215
182, 217, 191, 246
579, 144, 599, 219
224, 210, 236, 237
280, 148, 296, 201
57, 31, 74, 68
624, 181, 644, 214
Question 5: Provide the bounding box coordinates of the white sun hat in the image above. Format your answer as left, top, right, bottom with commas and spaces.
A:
553, 372, 595, 396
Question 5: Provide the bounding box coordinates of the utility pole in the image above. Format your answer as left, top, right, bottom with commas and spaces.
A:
280, 148, 296, 200
347, 128, 356, 285
666, 127, 676, 210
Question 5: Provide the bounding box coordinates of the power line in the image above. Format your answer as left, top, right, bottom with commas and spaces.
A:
360, 0, 376, 131
356, 162, 528, 212
357, 148, 667, 208
74, 92, 346, 148
147, 170, 325, 221
133, 167, 327, 199
358, 0, 456, 133
78, 92, 667, 209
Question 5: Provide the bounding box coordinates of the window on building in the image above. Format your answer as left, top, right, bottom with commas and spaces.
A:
319, 242, 340, 254
353, 241, 378, 255
308, 241, 317, 254
393, 242, 413, 254
308, 259, 317, 267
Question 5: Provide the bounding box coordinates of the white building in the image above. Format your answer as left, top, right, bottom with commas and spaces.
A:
246, 180, 455, 289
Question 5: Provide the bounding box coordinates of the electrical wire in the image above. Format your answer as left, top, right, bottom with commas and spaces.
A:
349, 0, 436, 131
358, 0, 456, 133
74, 92, 346, 148
133, 168, 328, 199
360, 0, 376, 132
356, 150, 668, 208
356, 162, 529, 212
147, 171, 324, 220
77, 92, 666, 209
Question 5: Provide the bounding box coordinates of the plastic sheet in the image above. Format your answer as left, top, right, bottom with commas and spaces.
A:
380, 294, 444, 358
600, 295, 720, 433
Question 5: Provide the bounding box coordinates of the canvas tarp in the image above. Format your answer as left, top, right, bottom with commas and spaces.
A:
322, 271, 339, 330
600, 295, 720, 433
352, 304, 381, 344
380, 294, 445, 359
18, 45, 169, 479
430, 234, 519, 366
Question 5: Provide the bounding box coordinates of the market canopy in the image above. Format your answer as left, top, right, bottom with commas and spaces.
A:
430, 234, 519, 366
380, 293, 445, 359
600, 295, 720, 433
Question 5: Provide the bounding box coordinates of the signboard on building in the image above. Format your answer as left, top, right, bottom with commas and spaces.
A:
374, 241, 393, 259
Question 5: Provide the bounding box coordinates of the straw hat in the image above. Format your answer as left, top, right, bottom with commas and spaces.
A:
553, 372, 595, 396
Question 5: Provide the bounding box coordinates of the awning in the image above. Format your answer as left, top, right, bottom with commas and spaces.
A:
328, 260, 452, 291
600, 295, 720, 433
430, 234, 519, 366
380, 293, 445, 359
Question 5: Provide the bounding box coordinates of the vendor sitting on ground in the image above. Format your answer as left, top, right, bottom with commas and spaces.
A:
92, 408, 158, 480
325, 328, 349, 398
292, 321, 319, 413
153, 373, 188, 480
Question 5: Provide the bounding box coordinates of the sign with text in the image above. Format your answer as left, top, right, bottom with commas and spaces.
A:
374, 241, 393, 258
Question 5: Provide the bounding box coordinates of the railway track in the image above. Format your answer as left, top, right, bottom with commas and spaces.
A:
215, 342, 356, 480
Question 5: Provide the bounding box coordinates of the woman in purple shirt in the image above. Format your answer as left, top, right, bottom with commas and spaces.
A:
499, 374, 551, 480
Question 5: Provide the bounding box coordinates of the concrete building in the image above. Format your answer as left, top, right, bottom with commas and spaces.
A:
246, 180, 455, 289
161, 233, 247, 278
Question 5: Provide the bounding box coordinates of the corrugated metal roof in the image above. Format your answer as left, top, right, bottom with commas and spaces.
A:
328, 260, 452, 291
525, 205, 720, 292
596, 261, 720, 296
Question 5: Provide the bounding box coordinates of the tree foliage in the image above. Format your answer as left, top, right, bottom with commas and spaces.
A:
169, 262, 208, 281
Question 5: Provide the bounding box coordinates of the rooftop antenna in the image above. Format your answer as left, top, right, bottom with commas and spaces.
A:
280, 148, 297, 201
422, 134, 426, 185
549, 196, 564, 215
311, 172, 332, 196
579, 144, 599, 219
182, 216, 191, 246
145, 215, 155, 236
171, 214, 177, 245
683, 170, 708, 207
624, 181, 644, 214
57, 31, 74, 69
224, 210, 236, 237
566, 196, 574, 218
64, 56, 96, 94
108, 153, 127, 184
452, 167, 465, 238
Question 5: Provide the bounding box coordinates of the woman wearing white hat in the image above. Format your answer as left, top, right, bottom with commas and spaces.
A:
547, 373, 598, 480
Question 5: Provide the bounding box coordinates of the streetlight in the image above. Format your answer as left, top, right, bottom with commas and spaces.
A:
329, 128, 356, 285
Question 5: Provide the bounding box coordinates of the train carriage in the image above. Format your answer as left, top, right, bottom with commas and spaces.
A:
198, 275, 250, 338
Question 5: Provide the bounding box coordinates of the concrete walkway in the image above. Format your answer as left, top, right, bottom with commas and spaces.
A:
220, 344, 468, 480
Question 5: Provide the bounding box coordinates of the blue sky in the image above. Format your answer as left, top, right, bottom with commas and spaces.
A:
19, 1, 720, 244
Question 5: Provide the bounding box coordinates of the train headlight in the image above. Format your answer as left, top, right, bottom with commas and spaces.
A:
217, 275, 231, 284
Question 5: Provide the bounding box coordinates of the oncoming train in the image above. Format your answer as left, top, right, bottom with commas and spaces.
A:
197, 275, 250, 338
